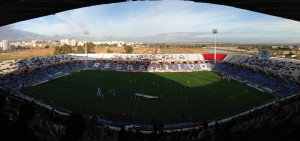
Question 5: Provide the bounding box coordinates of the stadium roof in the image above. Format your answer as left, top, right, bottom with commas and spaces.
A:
1, 0, 300, 26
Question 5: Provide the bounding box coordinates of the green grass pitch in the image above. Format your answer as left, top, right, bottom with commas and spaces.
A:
22, 71, 275, 124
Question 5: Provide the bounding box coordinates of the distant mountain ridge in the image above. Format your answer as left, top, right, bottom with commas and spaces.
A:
0, 25, 300, 44
0, 25, 53, 41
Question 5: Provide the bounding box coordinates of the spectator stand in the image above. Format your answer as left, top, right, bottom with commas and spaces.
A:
222, 54, 235, 62
213, 62, 300, 98
185, 62, 198, 71
187, 54, 198, 62
176, 54, 188, 62
202, 54, 227, 62
2, 54, 300, 140
113, 62, 125, 71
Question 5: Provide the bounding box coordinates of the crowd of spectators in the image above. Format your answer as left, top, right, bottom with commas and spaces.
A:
0, 60, 85, 93
224, 55, 300, 79
88, 61, 212, 72
0, 55, 76, 75
214, 63, 300, 97
87, 53, 207, 62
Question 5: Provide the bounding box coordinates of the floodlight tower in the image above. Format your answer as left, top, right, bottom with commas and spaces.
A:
84, 30, 89, 61
212, 29, 218, 64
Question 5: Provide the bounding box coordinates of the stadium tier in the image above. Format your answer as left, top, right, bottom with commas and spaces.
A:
202, 54, 227, 61
0, 53, 299, 99
0, 53, 300, 141
87, 62, 212, 72
74, 53, 208, 62
216, 55, 300, 97
0, 53, 218, 74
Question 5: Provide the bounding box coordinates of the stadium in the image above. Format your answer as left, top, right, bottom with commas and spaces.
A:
1, 51, 300, 139
1, 0, 300, 141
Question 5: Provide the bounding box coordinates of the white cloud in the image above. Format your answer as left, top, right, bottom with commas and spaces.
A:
11, 1, 300, 43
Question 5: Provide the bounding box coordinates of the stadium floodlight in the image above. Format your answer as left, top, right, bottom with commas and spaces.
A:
84, 30, 89, 61
212, 29, 218, 64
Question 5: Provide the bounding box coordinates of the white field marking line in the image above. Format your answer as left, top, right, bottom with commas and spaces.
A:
133, 75, 148, 115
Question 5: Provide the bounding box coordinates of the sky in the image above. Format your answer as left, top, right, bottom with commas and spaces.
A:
8, 1, 300, 43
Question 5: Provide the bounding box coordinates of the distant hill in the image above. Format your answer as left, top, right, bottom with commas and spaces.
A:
1, 25, 300, 44
0, 25, 54, 41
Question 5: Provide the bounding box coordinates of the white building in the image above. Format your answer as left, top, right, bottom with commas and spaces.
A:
59, 39, 65, 44
60, 39, 70, 45
71, 40, 76, 46
2, 40, 10, 51
0, 42, 2, 51
117, 43, 123, 47
31, 40, 38, 44
78, 41, 85, 46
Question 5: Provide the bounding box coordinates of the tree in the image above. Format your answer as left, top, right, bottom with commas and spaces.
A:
287, 51, 294, 57
54, 47, 62, 55
86, 42, 95, 53
76, 42, 95, 54
77, 46, 84, 53
54, 44, 73, 55
61, 44, 73, 53
106, 48, 113, 53
124, 46, 133, 53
